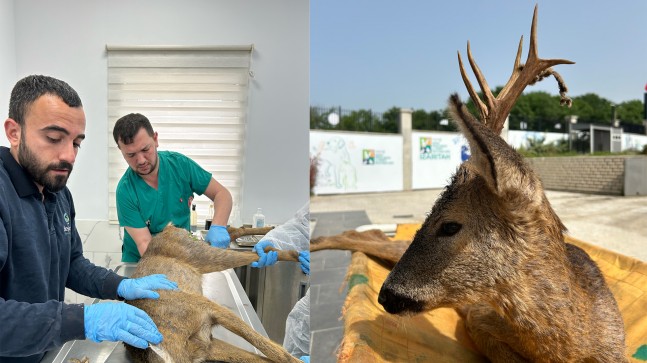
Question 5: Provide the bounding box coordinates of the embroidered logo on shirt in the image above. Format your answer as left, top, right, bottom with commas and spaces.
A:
63, 212, 72, 235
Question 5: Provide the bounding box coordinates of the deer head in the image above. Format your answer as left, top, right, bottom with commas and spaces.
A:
378, 5, 573, 315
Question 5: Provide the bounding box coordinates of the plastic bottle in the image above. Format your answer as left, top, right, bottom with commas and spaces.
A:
228, 204, 242, 228
252, 208, 265, 228
205, 204, 214, 230
190, 204, 198, 232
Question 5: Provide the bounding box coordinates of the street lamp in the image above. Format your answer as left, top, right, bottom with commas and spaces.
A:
567, 115, 579, 152
327, 112, 340, 127
611, 104, 620, 128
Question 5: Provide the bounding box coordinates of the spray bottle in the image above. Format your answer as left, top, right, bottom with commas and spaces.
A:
252, 208, 265, 228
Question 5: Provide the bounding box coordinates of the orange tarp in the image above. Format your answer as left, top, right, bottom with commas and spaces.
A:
336, 224, 647, 362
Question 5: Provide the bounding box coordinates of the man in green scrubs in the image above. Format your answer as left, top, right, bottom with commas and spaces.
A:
113, 113, 233, 262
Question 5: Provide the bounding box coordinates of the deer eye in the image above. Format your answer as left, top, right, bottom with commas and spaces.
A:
438, 222, 462, 237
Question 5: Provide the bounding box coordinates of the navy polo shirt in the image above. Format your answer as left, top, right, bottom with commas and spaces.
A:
0, 146, 124, 362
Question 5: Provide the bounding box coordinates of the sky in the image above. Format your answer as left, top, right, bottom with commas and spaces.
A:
311, 1, 647, 113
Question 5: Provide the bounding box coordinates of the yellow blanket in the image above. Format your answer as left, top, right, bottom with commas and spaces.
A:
337, 224, 647, 362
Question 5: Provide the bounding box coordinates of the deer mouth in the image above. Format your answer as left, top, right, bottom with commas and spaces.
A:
378, 285, 425, 315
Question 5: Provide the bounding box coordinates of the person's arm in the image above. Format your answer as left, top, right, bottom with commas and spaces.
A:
115, 179, 152, 257
203, 177, 232, 226
203, 178, 234, 248
252, 202, 310, 269
124, 226, 154, 258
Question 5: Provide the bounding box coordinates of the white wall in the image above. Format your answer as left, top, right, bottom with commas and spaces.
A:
310, 130, 403, 194
7, 0, 309, 223
0, 0, 16, 147
623, 133, 647, 151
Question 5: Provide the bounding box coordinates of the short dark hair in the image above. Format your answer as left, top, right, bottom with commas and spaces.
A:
113, 113, 155, 145
9, 75, 83, 126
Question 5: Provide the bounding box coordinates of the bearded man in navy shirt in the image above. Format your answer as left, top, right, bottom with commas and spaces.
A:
0, 75, 178, 362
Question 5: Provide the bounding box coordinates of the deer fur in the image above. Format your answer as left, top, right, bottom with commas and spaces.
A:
311, 229, 408, 268
313, 6, 627, 362
124, 224, 302, 363
378, 94, 627, 362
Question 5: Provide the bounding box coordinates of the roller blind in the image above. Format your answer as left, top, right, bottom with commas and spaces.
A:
106, 45, 252, 224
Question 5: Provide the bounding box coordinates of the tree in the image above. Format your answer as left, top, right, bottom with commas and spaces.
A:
510, 91, 566, 132
617, 100, 644, 125
570, 93, 612, 125
310, 91, 644, 133
378, 107, 400, 133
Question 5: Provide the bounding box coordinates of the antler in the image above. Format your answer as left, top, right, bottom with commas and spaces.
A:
457, 5, 575, 134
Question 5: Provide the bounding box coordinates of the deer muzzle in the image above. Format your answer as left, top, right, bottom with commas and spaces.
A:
378, 284, 425, 315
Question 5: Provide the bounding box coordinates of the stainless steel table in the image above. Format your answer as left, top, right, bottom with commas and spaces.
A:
41, 265, 267, 363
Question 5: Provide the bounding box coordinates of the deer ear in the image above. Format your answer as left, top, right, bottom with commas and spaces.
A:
448, 94, 534, 197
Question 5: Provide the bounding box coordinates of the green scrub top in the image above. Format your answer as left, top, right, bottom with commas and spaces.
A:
116, 150, 212, 262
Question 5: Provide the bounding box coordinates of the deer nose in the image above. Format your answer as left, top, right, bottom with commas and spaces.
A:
378, 285, 424, 315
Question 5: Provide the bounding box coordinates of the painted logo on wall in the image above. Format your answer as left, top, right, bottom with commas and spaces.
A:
362, 149, 393, 165
419, 137, 451, 160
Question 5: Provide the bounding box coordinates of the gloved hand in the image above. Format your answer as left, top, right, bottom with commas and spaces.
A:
117, 274, 178, 300
298, 251, 310, 275
251, 240, 278, 268
84, 302, 162, 349
300, 356, 310, 363
206, 224, 230, 248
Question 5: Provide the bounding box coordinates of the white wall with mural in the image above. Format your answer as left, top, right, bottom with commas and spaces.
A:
411, 131, 469, 189
310, 128, 647, 195
310, 130, 403, 194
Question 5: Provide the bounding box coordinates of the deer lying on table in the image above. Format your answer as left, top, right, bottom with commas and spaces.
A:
125, 224, 302, 363
313, 6, 627, 362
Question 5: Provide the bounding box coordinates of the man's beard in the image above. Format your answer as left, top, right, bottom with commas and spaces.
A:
136, 155, 158, 176
18, 137, 73, 193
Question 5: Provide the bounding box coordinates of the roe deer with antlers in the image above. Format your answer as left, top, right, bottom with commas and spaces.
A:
124, 224, 303, 363
379, 6, 627, 362
313, 6, 627, 362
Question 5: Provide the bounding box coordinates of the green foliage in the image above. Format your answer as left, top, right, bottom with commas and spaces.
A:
310, 106, 338, 130
311, 91, 644, 133
310, 106, 398, 133
510, 91, 568, 132
517, 137, 572, 157
412, 108, 457, 132
518, 137, 644, 157
617, 100, 645, 124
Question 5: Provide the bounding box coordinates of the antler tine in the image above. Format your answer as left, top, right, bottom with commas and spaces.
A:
527, 5, 540, 62
457, 4, 575, 135
457, 46, 488, 122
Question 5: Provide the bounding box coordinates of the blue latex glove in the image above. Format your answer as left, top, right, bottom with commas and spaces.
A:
206, 224, 230, 248
298, 251, 310, 275
251, 240, 278, 268
300, 356, 310, 363
117, 274, 178, 300
84, 302, 162, 349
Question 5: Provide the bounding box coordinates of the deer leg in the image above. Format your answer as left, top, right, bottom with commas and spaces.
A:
465, 305, 529, 363
227, 226, 275, 240
206, 338, 275, 363
203, 300, 302, 363
311, 229, 410, 266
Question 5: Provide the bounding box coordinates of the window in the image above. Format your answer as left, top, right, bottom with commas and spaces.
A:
106, 45, 253, 223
